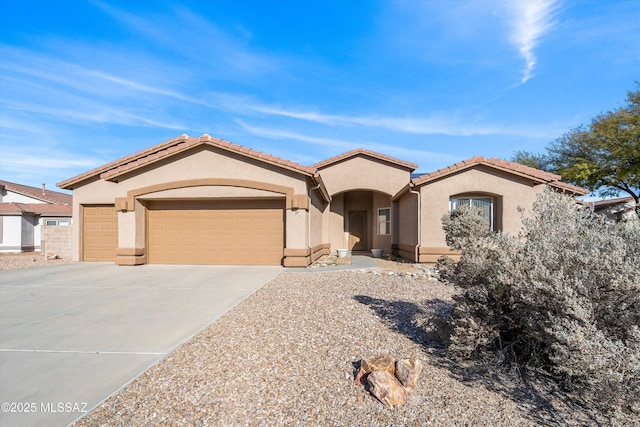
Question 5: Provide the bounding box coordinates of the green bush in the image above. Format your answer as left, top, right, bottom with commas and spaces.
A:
438, 188, 640, 421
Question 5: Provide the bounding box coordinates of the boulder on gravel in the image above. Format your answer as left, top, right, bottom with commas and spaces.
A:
354, 354, 395, 384
395, 358, 423, 391
366, 370, 407, 408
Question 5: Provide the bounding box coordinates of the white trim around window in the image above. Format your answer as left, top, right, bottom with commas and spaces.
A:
377, 207, 391, 235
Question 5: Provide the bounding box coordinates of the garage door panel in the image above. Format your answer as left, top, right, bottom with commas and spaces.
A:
148, 200, 284, 265
83, 205, 117, 262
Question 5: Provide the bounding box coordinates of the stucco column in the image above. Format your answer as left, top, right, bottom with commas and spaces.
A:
115, 210, 145, 265
283, 208, 311, 267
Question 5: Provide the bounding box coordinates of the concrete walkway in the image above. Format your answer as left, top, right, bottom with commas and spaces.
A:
0, 263, 282, 427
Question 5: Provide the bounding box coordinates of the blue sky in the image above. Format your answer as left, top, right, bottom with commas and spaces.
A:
1, 0, 638, 194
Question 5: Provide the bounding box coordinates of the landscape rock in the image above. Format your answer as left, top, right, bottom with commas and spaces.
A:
395, 358, 423, 391
366, 370, 407, 408
355, 354, 396, 385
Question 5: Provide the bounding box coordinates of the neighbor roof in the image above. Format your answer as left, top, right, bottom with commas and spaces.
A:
0, 202, 72, 216
410, 156, 588, 195
0, 179, 72, 205
58, 134, 319, 189
312, 148, 418, 171
592, 196, 634, 209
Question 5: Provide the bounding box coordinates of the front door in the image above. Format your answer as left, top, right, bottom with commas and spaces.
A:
348, 211, 367, 251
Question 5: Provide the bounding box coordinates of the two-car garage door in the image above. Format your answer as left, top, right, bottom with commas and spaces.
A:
147, 200, 284, 265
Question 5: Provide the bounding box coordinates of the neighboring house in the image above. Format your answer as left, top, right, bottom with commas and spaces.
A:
592, 197, 638, 223
57, 134, 587, 266
0, 180, 73, 253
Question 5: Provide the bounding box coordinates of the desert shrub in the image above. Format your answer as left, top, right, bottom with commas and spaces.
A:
438, 188, 640, 421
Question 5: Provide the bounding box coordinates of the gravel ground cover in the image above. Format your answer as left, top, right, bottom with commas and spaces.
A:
0, 252, 72, 271
74, 268, 590, 427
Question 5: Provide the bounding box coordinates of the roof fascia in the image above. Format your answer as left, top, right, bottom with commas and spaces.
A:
411, 162, 550, 187
314, 149, 417, 171
58, 134, 192, 189
101, 139, 316, 182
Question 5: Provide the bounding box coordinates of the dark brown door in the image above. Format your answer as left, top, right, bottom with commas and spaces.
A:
348, 211, 367, 251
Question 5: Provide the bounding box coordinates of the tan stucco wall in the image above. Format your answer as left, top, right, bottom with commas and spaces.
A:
138, 186, 282, 199
69, 146, 312, 263
396, 191, 419, 260
418, 166, 545, 251
309, 187, 325, 248
318, 156, 411, 197
328, 193, 346, 253
371, 191, 392, 255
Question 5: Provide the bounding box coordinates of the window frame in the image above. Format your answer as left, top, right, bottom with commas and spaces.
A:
45, 219, 70, 226
377, 207, 391, 235
449, 196, 494, 230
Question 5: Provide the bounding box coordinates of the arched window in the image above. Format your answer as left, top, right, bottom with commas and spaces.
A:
450, 196, 494, 230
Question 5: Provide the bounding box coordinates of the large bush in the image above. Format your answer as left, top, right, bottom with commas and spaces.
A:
438, 189, 640, 421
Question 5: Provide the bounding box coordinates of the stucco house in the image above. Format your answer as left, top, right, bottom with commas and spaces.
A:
57, 134, 587, 266
0, 180, 73, 253
592, 196, 638, 223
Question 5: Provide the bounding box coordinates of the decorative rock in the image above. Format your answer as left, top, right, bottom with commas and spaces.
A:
367, 370, 407, 408
362, 354, 396, 375
355, 354, 396, 384
395, 358, 423, 391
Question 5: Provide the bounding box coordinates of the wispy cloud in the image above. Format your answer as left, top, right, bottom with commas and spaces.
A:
237, 120, 468, 168
0, 147, 104, 188
236, 121, 355, 150
505, 0, 559, 84
0, 151, 100, 170
5, 102, 187, 130
249, 104, 475, 135
91, 1, 277, 77
248, 104, 556, 138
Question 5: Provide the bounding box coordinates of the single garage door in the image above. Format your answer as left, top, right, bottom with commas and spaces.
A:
147, 199, 284, 265
82, 205, 118, 261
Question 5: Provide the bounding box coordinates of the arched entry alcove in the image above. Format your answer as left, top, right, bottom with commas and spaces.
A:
328, 189, 392, 254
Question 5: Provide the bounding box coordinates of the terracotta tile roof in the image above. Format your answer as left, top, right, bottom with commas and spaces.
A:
411, 156, 588, 195
312, 148, 418, 171
58, 134, 317, 189
0, 202, 72, 216
592, 196, 634, 208
0, 179, 72, 205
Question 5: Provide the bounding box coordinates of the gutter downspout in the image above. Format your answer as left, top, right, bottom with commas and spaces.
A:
409, 184, 421, 263
308, 174, 327, 262
308, 186, 319, 259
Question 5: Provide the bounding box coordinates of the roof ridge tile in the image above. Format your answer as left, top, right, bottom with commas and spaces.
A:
312, 148, 417, 170
67, 134, 318, 186
411, 155, 572, 188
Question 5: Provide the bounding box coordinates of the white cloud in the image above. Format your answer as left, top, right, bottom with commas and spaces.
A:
236, 120, 464, 168
5, 102, 186, 130
236, 121, 355, 150
248, 104, 557, 138
92, 1, 277, 77
505, 0, 559, 83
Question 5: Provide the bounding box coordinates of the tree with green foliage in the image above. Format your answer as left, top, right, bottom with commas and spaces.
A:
510, 150, 549, 171
549, 88, 639, 208
512, 87, 640, 216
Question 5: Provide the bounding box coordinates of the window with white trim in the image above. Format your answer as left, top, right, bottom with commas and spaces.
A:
377, 208, 391, 235
450, 197, 494, 230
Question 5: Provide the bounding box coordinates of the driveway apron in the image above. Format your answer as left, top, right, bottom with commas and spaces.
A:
0, 263, 282, 426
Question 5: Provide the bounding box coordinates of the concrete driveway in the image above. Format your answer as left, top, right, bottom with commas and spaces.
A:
0, 263, 282, 427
